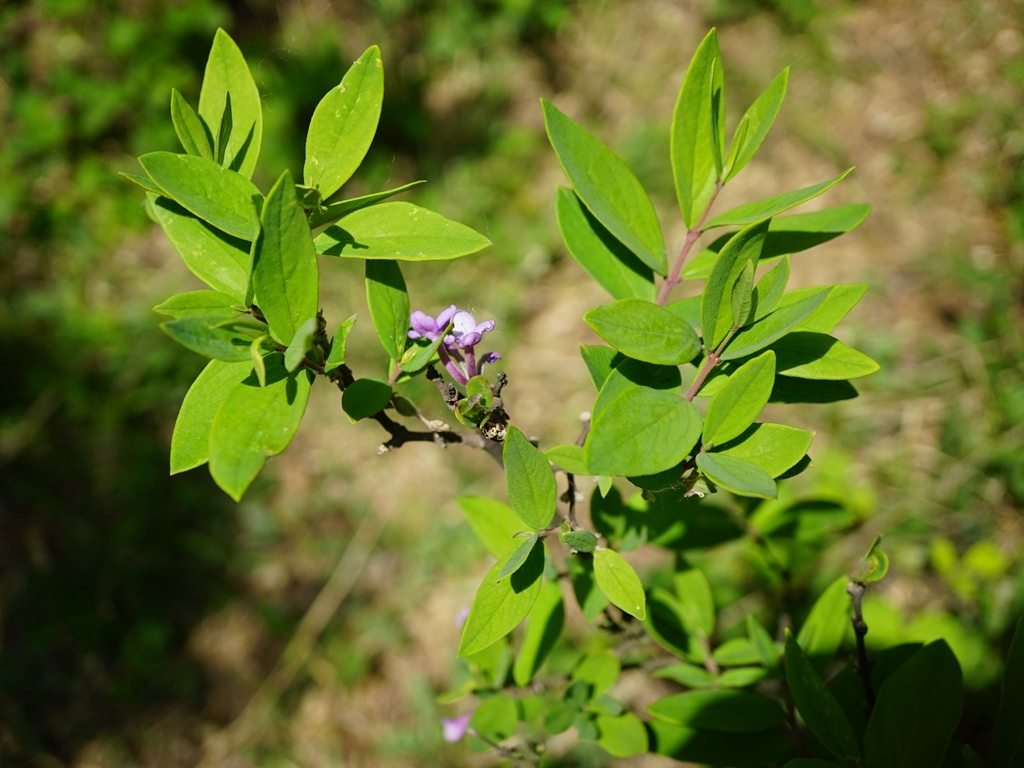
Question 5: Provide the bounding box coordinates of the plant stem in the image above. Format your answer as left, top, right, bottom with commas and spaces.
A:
847, 580, 876, 712
656, 180, 723, 306
684, 328, 736, 401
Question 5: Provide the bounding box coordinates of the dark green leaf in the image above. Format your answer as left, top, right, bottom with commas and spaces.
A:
653, 662, 716, 688
555, 187, 656, 300
593, 548, 646, 619
324, 315, 356, 374
504, 426, 558, 531
705, 169, 854, 229
567, 556, 609, 620
308, 180, 426, 231
702, 219, 771, 349
994, 612, 1024, 768
170, 88, 213, 160
696, 452, 776, 498
796, 577, 850, 675
161, 313, 261, 362
513, 580, 564, 686
648, 720, 797, 767
315, 202, 490, 261
154, 290, 242, 319
543, 99, 667, 274
722, 288, 830, 361
364, 259, 409, 360
284, 317, 317, 373
585, 298, 701, 366
214, 92, 233, 165
457, 496, 527, 558
341, 378, 392, 421
702, 350, 775, 446
725, 68, 788, 181
716, 423, 814, 478
864, 641, 963, 768
771, 376, 858, 404
170, 359, 252, 474
253, 169, 320, 343
458, 542, 544, 657
497, 533, 540, 581
648, 690, 786, 732
771, 332, 880, 379
596, 713, 649, 757
731, 260, 756, 328
198, 28, 263, 178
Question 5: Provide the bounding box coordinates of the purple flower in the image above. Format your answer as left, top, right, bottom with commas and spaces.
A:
454, 606, 470, 628
408, 305, 458, 342
444, 310, 495, 350
441, 711, 473, 743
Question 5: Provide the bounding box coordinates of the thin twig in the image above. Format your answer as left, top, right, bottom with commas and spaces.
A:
656, 180, 723, 306
847, 581, 876, 711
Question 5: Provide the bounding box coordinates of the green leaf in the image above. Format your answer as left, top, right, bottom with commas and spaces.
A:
671, 29, 724, 228
585, 384, 702, 477
716, 423, 814, 478
364, 260, 409, 361
864, 641, 963, 768
560, 528, 598, 553
567, 556, 609, 620
161, 314, 262, 362
503, 426, 558, 531
546, 444, 588, 475
457, 496, 527, 558
725, 68, 788, 181
709, 59, 725, 179
470, 694, 518, 743
994, 612, 1024, 768
674, 567, 715, 638
785, 633, 860, 761
730, 260, 756, 328
149, 195, 251, 301
324, 315, 356, 374
458, 541, 545, 657
648, 720, 797, 767
774, 283, 868, 334
705, 169, 854, 229
140, 153, 260, 240
542, 99, 666, 274
653, 662, 715, 688
308, 180, 426, 231
751, 255, 790, 321
580, 344, 621, 390
253, 169, 320, 344
719, 667, 770, 687
341, 378, 392, 421
497, 533, 540, 581
593, 548, 646, 619
702, 350, 776, 446
596, 713, 648, 757
121, 171, 164, 195
714, 639, 764, 666
154, 290, 241, 319
304, 46, 384, 200
198, 28, 262, 179
399, 333, 445, 374
702, 219, 771, 349
214, 92, 233, 165
170, 359, 252, 474
585, 299, 701, 366
648, 690, 786, 732
785, 761, 842, 768
250, 337, 267, 387
771, 376, 858, 404
771, 332, 880, 380
796, 576, 851, 675
686, 205, 872, 280
208, 355, 312, 501
284, 317, 318, 373
573, 650, 621, 695
513, 580, 564, 686
555, 187, 656, 301
667, 295, 702, 328
696, 452, 776, 498
315, 202, 490, 261
722, 288, 830, 361
170, 88, 213, 160
856, 536, 890, 583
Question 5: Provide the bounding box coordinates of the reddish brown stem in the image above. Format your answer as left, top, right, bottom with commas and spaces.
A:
656, 180, 723, 306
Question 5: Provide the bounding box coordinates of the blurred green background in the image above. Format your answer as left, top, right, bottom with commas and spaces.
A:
2, 0, 1023, 765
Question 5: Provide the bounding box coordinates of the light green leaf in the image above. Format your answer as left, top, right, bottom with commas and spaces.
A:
170, 359, 252, 474
713, 638, 763, 666
121, 171, 164, 195
149, 195, 251, 301
398, 333, 445, 374
198, 28, 262, 178
585, 384, 702, 478
497, 533, 540, 581
161, 313, 262, 362
154, 290, 242, 319
542, 99, 666, 274
458, 541, 544, 657
208, 355, 312, 501
702, 219, 771, 349
674, 567, 715, 638
719, 667, 770, 687
457, 496, 527, 558
716, 423, 813, 478
596, 713, 649, 757
513, 580, 564, 686
705, 169, 854, 230
671, 29, 724, 228
546, 444, 587, 475
560, 529, 598, 553
864, 641, 963, 768
730, 260, 756, 328
573, 649, 621, 695
696, 452, 776, 498
722, 288, 830, 361
567, 556, 609, 620
653, 662, 715, 688
324, 315, 356, 374
747, 615, 780, 669
555, 187, 655, 301
250, 336, 268, 387
308, 180, 426, 231
170, 88, 213, 160
364, 260, 409, 360
580, 344, 621, 390
771, 332, 879, 379
797, 576, 851, 676
585, 299, 701, 366
702, 350, 775, 446
785, 633, 860, 761
593, 548, 646, 619
504, 426, 558, 531
341, 378, 392, 421
315, 202, 490, 261
304, 45, 384, 200
284, 317, 318, 373
751, 255, 790, 322
796, 283, 868, 333
648, 690, 786, 732
470, 694, 518, 743
994, 612, 1024, 768
140, 152, 260, 240
667, 296, 702, 329
253, 169, 320, 343
725, 68, 788, 181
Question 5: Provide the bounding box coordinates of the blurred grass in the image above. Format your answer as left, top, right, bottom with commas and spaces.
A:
1, 0, 1024, 765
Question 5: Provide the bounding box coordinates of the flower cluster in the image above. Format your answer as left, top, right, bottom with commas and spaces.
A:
409, 305, 499, 384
